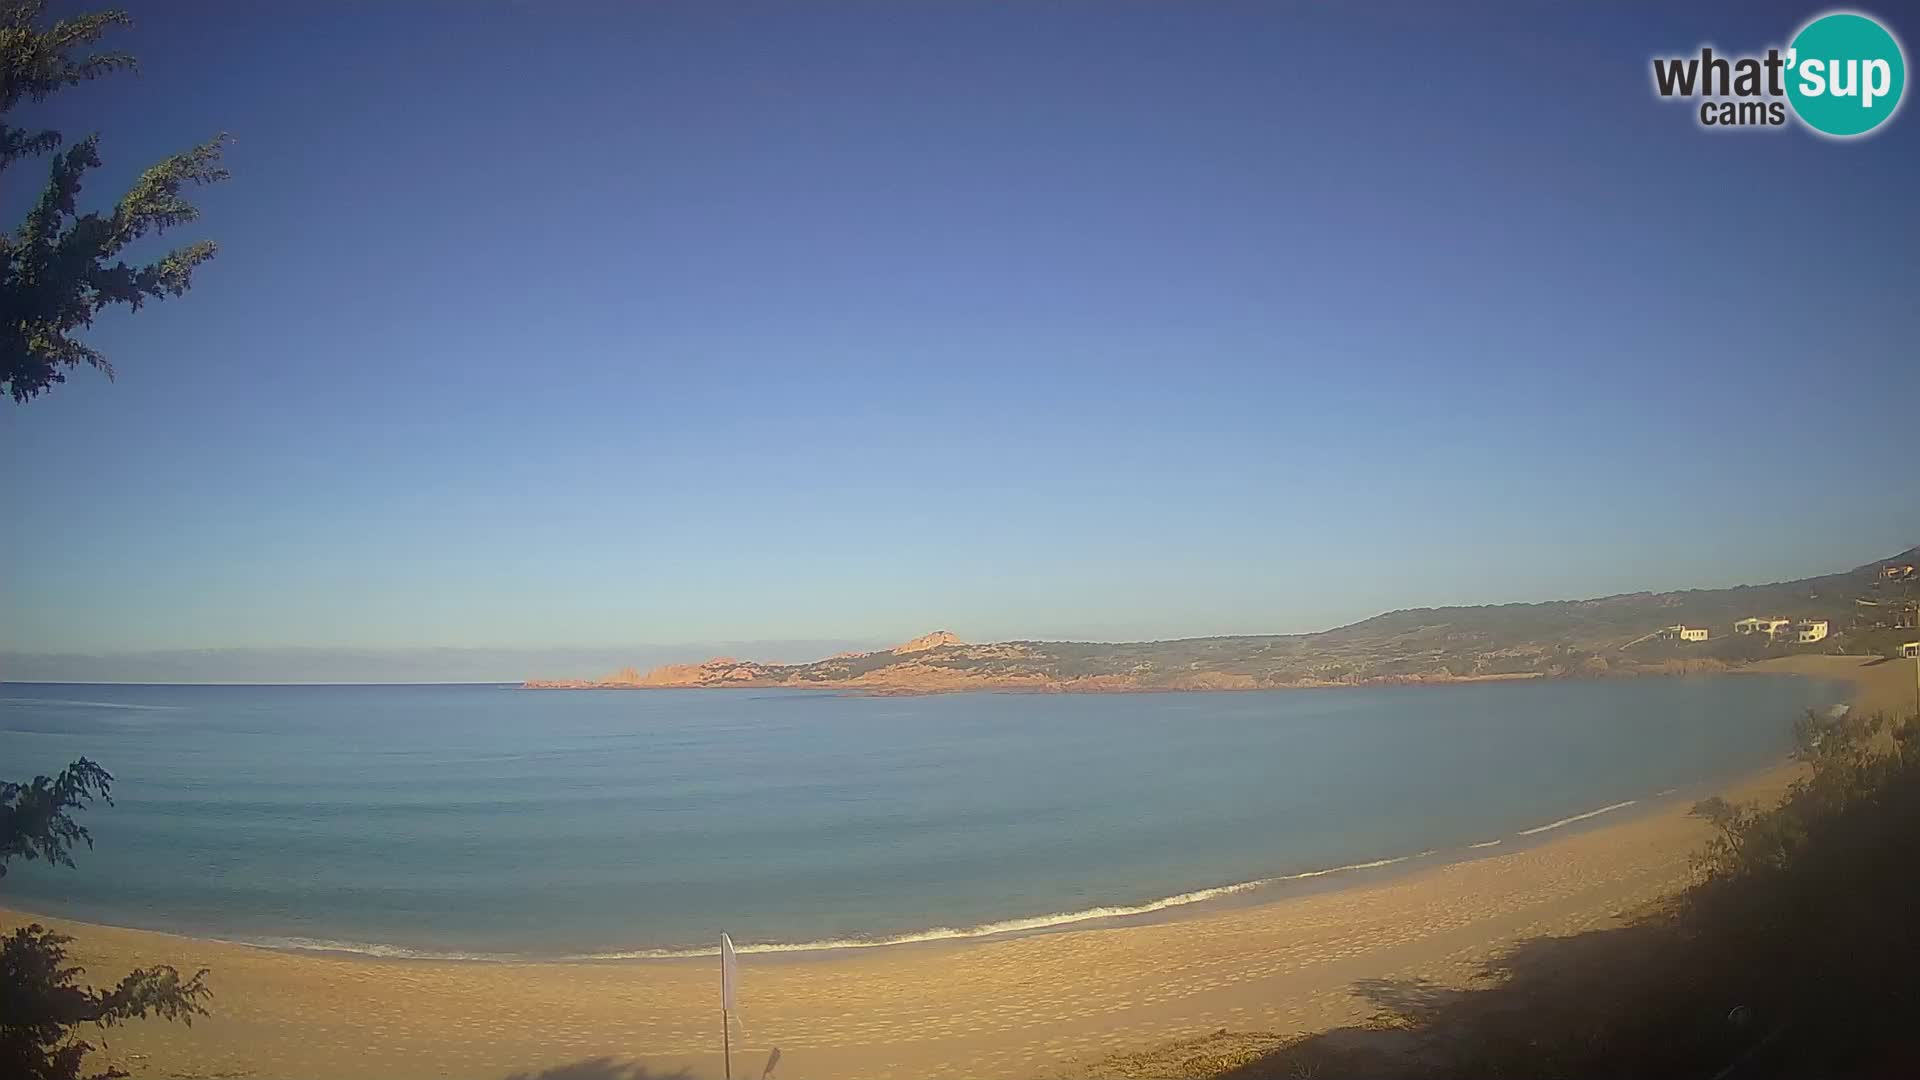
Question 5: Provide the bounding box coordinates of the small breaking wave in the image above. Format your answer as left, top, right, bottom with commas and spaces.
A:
572, 879, 1287, 959
1267, 851, 1426, 884
1517, 799, 1637, 836
227, 936, 517, 962
0, 697, 182, 711
163, 808, 1658, 964
232, 850, 1437, 963
549, 853, 1437, 960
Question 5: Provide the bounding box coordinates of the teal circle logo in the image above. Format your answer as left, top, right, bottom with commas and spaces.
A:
1786, 12, 1906, 137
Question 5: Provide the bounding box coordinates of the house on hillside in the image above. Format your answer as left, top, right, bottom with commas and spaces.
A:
1881, 563, 1915, 582
1794, 619, 1829, 644
1852, 597, 1919, 631
1656, 625, 1710, 642
1900, 642, 1920, 659
1896, 601, 1920, 630
1734, 617, 1792, 638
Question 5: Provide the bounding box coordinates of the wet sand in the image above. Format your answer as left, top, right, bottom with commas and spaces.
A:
5, 654, 1910, 1080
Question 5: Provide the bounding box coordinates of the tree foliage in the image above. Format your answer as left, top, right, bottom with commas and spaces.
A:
2, 7, 223, 1073
0, 925, 210, 1080
2, 0, 228, 403
1, 759, 212, 1080
0, 757, 112, 877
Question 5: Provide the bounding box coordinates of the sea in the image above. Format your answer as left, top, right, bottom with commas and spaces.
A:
0, 675, 1842, 960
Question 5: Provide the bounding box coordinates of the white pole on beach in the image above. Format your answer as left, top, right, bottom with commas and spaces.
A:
720, 933, 738, 1080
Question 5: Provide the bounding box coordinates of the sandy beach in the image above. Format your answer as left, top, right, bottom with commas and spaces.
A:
6, 655, 1913, 1080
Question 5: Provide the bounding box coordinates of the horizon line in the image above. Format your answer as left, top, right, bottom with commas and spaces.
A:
1, 679, 526, 688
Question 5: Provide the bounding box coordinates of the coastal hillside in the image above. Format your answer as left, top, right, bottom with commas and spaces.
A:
525, 548, 1918, 692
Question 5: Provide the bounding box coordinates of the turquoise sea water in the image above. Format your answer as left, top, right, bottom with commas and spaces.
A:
0, 676, 1841, 959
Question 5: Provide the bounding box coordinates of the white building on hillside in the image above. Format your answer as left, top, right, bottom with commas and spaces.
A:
1734, 617, 1792, 638
1794, 619, 1829, 644
1657, 625, 1710, 642
1899, 642, 1920, 659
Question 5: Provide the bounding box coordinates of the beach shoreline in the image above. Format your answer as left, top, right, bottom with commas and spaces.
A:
4, 654, 1910, 1080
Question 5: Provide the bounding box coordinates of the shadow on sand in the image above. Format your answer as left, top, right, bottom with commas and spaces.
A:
1178, 709, 1920, 1080
1182, 900, 1920, 1079
1129, 918, 1783, 1079
499, 1057, 693, 1080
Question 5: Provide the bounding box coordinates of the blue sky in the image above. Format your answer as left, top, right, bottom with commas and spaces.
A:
3, 2, 1917, 675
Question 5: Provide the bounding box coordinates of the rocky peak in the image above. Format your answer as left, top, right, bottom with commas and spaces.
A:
890, 629, 964, 654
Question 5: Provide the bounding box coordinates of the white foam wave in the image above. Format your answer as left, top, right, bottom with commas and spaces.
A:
220, 832, 1611, 964
1655, 788, 1678, 797
1516, 799, 1637, 836
227, 936, 516, 961
571, 854, 1442, 959
1270, 853, 1415, 882
0, 697, 181, 711
570, 883, 1278, 959
233, 851, 1439, 963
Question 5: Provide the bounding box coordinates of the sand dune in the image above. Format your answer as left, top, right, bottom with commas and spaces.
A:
5, 655, 1909, 1080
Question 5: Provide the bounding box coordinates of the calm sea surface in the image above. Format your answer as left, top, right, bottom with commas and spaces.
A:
0, 676, 1841, 958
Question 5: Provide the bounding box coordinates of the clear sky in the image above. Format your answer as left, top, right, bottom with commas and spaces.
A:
3, 1, 1917, 677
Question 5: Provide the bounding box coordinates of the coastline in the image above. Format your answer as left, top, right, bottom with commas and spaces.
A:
4, 655, 1908, 1080
521, 653, 1892, 699
520, 670, 1553, 695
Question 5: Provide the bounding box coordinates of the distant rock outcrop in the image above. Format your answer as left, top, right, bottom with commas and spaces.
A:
889, 629, 963, 654
628, 657, 770, 687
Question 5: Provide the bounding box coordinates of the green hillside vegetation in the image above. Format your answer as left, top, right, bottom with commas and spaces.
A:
528, 548, 1916, 691
756, 548, 1917, 688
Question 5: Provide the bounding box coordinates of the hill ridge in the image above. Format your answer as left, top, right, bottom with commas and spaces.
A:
524, 547, 1918, 693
